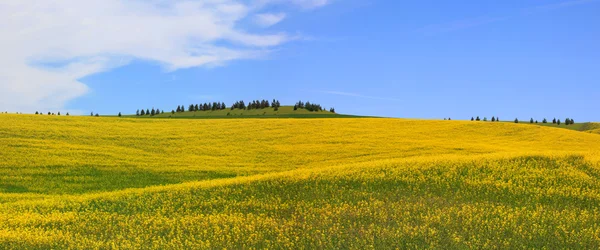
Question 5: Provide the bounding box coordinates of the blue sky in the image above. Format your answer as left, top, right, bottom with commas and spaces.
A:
2, 0, 599, 121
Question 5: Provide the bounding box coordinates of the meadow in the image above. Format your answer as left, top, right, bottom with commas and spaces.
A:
1, 114, 600, 248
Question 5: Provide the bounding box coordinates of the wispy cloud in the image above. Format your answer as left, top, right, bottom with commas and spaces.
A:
254, 13, 287, 27
319, 91, 403, 102
0, 0, 330, 112
420, 0, 599, 35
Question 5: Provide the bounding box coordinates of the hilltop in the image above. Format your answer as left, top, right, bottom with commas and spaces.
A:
129, 105, 359, 119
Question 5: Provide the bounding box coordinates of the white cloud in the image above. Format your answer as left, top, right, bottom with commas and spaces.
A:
0, 0, 328, 112
253, 0, 333, 9
254, 13, 287, 27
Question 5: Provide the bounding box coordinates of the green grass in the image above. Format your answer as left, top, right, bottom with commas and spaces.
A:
125, 106, 363, 119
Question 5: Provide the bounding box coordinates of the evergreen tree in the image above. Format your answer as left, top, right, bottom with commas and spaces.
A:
557, 119, 561, 125
146, 109, 150, 115
471, 117, 474, 121
535, 120, 538, 123
57, 112, 60, 116
553, 118, 556, 124
151, 109, 155, 116
171, 110, 175, 114
95, 113, 99, 117
530, 118, 534, 123
330, 108, 335, 113
514, 118, 519, 123
35, 111, 39, 115
136, 110, 140, 116
483, 117, 487, 122
476, 116, 480, 121
221, 102, 226, 110
571, 118, 575, 125
66, 113, 69, 116
141, 109, 145, 115
496, 117, 500, 122
565, 118, 570, 125
294, 105, 298, 111
90, 112, 93, 116
118, 112, 122, 117
491, 116, 496, 122
543, 118, 547, 123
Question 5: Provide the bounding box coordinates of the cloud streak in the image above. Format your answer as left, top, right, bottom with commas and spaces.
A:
254, 13, 287, 27
0, 0, 330, 112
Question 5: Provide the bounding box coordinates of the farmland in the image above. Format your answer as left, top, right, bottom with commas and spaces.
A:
1, 114, 600, 248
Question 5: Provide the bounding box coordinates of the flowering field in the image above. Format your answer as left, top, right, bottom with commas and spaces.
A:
1, 114, 600, 248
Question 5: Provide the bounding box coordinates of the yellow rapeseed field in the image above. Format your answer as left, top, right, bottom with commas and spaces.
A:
1, 114, 600, 248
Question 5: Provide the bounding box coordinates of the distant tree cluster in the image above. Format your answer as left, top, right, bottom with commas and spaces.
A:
136, 108, 163, 116
474, 116, 576, 125
35, 111, 68, 116
230, 99, 282, 111
294, 101, 324, 112
534, 117, 575, 125
471, 116, 500, 122
173, 102, 227, 113
231, 100, 247, 110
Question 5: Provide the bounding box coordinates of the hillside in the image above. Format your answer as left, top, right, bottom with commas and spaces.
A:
1, 114, 600, 248
129, 106, 355, 119
522, 121, 600, 133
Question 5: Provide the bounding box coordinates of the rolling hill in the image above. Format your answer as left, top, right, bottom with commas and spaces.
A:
1, 114, 600, 248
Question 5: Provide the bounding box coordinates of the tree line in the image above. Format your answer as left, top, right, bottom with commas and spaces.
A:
100, 99, 336, 117
136, 108, 163, 116
177, 102, 228, 113
34, 111, 70, 116
513, 117, 575, 125
470, 116, 500, 122
467, 116, 576, 125
294, 101, 330, 112
231, 99, 282, 111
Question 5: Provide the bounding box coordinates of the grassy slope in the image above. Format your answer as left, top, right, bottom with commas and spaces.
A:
2, 114, 600, 248
127, 106, 358, 119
